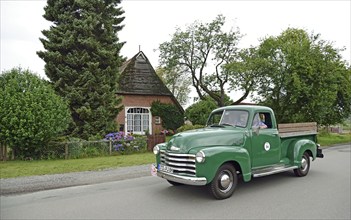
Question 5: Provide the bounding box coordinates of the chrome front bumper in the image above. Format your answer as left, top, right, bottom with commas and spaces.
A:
156, 170, 207, 186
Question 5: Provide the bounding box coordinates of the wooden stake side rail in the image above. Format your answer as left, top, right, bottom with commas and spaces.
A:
278, 122, 317, 138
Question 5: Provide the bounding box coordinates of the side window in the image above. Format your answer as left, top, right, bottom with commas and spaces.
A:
262, 113, 273, 128
252, 113, 261, 127
252, 112, 273, 129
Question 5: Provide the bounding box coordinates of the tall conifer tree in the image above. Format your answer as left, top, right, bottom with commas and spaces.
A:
38, 0, 125, 139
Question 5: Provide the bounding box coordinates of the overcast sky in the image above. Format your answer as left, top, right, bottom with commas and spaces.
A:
1, 0, 350, 102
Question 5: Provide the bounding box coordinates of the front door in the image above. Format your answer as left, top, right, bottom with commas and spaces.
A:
251, 112, 280, 168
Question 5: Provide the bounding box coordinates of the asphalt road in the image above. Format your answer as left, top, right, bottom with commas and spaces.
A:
1, 144, 350, 219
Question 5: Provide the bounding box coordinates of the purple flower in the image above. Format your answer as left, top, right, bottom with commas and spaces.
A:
114, 143, 124, 151
105, 132, 127, 141
125, 135, 134, 141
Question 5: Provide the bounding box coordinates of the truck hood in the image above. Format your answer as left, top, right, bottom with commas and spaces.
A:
167, 127, 245, 153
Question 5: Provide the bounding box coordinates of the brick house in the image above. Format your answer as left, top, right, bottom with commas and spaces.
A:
116, 51, 183, 135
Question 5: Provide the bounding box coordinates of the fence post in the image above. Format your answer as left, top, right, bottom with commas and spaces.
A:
65, 143, 68, 159
4, 145, 8, 161
109, 138, 112, 155
0, 143, 3, 161
11, 147, 15, 160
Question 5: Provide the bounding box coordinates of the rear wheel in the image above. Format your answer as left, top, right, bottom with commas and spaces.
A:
209, 164, 238, 200
294, 152, 310, 177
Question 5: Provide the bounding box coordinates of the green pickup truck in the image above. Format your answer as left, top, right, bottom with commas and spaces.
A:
152, 105, 324, 199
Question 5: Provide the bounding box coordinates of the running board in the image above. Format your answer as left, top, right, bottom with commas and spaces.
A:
252, 166, 298, 177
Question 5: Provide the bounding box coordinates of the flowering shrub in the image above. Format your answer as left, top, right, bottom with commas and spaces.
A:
104, 132, 146, 154
160, 130, 168, 135
160, 129, 175, 136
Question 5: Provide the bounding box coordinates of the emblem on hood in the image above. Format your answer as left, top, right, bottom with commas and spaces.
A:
170, 146, 180, 151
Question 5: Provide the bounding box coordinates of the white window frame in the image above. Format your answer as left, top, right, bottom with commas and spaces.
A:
125, 107, 152, 135
155, 116, 161, 125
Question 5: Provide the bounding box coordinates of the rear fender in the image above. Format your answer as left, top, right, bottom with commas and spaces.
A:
191, 146, 252, 183
289, 139, 317, 166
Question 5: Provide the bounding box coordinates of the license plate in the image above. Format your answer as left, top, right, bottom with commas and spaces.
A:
151, 164, 157, 176
159, 164, 173, 173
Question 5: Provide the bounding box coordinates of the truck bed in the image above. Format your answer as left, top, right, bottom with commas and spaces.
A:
278, 122, 317, 138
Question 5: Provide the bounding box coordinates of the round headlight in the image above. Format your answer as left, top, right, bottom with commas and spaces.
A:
195, 151, 205, 163
153, 145, 160, 155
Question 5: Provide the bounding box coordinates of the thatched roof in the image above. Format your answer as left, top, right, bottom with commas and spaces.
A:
118, 51, 184, 112
118, 51, 172, 96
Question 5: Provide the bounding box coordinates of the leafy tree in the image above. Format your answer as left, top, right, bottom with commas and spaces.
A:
158, 14, 244, 107
224, 47, 266, 104
0, 68, 71, 159
37, 0, 125, 139
254, 28, 351, 125
155, 66, 191, 107
185, 98, 217, 125
185, 96, 231, 125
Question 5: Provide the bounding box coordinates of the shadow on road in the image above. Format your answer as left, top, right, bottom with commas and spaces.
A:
152, 170, 303, 201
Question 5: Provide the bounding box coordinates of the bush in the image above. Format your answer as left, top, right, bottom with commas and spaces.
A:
37, 133, 147, 160
64, 137, 110, 159
151, 100, 184, 130
0, 67, 71, 159
104, 132, 147, 154
160, 129, 175, 136
177, 124, 205, 132
185, 97, 218, 125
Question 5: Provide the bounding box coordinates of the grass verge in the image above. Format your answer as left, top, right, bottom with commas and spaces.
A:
0, 152, 155, 179
317, 132, 351, 147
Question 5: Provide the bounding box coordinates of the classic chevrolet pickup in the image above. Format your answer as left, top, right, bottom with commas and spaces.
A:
152, 105, 324, 199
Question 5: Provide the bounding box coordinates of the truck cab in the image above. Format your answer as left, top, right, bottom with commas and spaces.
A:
153, 105, 324, 199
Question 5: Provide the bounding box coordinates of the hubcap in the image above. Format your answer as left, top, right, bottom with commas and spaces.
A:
301, 157, 308, 172
219, 171, 233, 193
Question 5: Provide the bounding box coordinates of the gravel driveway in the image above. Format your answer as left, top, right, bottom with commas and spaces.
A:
0, 164, 151, 196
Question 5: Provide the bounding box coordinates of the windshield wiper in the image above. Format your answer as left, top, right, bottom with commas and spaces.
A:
221, 123, 235, 127
210, 123, 235, 128
209, 124, 224, 128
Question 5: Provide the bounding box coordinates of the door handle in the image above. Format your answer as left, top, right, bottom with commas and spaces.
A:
271, 132, 278, 136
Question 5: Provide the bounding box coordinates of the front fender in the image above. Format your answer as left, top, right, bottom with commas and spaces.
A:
190, 146, 252, 183
289, 139, 317, 166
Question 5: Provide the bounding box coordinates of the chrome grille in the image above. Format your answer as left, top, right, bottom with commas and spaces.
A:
160, 150, 196, 176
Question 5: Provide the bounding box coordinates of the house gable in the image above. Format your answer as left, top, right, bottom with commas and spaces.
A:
117, 51, 184, 135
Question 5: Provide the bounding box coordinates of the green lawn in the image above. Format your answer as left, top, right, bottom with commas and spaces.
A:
317, 132, 351, 147
0, 133, 349, 179
0, 152, 155, 178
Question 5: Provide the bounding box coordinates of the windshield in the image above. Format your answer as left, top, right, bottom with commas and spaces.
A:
207, 110, 249, 128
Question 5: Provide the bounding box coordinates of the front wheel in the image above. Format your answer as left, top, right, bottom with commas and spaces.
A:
209, 164, 238, 200
294, 152, 310, 177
